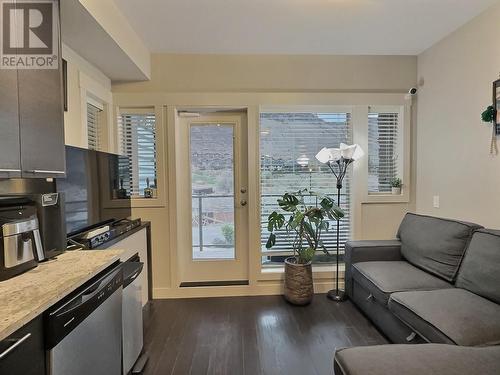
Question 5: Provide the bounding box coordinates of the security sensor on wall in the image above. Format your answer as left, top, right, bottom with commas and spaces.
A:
406, 78, 425, 98
405, 87, 418, 100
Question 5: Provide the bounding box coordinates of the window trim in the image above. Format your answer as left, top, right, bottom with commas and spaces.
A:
103, 105, 166, 209
362, 102, 411, 204
79, 71, 112, 152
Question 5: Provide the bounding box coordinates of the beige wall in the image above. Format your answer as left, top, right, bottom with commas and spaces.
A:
416, 3, 500, 228
113, 54, 416, 93
112, 54, 418, 297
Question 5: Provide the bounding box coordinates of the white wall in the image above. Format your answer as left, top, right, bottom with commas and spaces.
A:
416, 3, 500, 228
63, 44, 115, 151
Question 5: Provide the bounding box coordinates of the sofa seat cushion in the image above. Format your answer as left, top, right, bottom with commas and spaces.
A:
334, 344, 500, 375
397, 213, 482, 282
389, 289, 500, 346
352, 261, 452, 305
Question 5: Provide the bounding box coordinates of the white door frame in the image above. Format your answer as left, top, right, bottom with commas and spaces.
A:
176, 113, 249, 284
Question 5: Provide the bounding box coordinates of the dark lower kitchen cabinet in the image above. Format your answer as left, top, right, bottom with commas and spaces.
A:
0, 317, 45, 375
0, 0, 65, 179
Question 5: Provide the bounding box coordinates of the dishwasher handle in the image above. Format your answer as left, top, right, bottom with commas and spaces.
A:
55, 266, 123, 317
123, 261, 144, 288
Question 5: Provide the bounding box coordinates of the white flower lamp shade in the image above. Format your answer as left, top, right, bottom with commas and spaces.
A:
315, 144, 364, 164
339, 143, 364, 161
315, 147, 341, 163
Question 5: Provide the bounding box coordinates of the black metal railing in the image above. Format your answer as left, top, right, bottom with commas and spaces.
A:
192, 193, 351, 263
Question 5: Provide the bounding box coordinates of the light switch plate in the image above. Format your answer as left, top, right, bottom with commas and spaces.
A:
433, 196, 440, 208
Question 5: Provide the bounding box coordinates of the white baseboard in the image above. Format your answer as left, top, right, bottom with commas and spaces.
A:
152, 280, 345, 299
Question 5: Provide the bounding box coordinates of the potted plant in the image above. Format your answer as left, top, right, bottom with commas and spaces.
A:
390, 177, 402, 195
266, 189, 344, 305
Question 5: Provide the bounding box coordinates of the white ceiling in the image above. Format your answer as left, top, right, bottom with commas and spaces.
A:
114, 0, 498, 55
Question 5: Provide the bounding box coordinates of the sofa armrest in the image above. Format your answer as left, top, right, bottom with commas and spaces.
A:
345, 240, 402, 264
344, 240, 402, 297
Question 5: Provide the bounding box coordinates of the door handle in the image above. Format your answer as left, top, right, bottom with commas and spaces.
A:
25, 170, 65, 174
0, 333, 31, 360
240, 200, 247, 206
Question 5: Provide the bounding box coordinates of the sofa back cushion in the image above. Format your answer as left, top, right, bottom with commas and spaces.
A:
456, 229, 500, 304
397, 213, 481, 282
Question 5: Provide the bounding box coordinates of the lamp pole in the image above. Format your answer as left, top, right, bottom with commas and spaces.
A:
326, 158, 351, 302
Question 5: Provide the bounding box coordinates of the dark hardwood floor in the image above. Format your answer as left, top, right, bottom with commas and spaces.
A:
142, 294, 388, 375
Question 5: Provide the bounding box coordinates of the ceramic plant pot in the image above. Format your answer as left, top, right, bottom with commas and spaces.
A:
391, 187, 402, 195
284, 257, 314, 305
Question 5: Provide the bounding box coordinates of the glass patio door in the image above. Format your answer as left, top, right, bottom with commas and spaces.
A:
178, 113, 248, 284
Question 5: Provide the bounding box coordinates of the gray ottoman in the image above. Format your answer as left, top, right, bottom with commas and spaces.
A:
334, 344, 500, 375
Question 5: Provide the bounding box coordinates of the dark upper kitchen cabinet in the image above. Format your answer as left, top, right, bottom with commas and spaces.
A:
0, 316, 45, 375
0, 69, 22, 179
18, 67, 66, 179
0, 0, 65, 179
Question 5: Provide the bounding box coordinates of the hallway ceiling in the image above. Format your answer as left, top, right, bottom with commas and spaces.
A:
114, 0, 499, 55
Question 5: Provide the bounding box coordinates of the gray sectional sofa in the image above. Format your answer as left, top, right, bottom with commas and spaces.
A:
335, 213, 500, 374
344, 212, 500, 345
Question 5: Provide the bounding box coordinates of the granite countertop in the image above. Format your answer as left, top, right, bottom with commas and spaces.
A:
0, 249, 123, 341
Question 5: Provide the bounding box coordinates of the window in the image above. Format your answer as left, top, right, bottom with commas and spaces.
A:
368, 108, 401, 193
87, 101, 103, 151
260, 112, 352, 266
117, 110, 157, 198
190, 124, 235, 259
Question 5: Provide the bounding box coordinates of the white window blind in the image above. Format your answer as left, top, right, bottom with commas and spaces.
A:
117, 111, 157, 198
260, 112, 352, 266
368, 109, 400, 193
87, 102, 102, 151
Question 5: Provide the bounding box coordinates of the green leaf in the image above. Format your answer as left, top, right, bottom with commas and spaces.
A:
278, 193, 300, 212
482, 105, 495, 123
303, 221, 315, 239
320, 196, 334, 210
305, 207, 322, 219
267, 212, 286, 232
319, 221, 329, 231
266, 233, 276, 249
276, 213, 285, 228
289, 211, 304, 229
320, 197, 344, 220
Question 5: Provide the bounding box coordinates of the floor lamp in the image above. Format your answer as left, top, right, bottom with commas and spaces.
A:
316, 143, 364, 302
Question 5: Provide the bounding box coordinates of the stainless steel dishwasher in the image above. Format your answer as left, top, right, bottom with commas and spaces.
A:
45, 263, 123, 375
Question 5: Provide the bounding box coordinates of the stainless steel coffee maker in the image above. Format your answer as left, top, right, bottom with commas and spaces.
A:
0, 197, 45, 281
